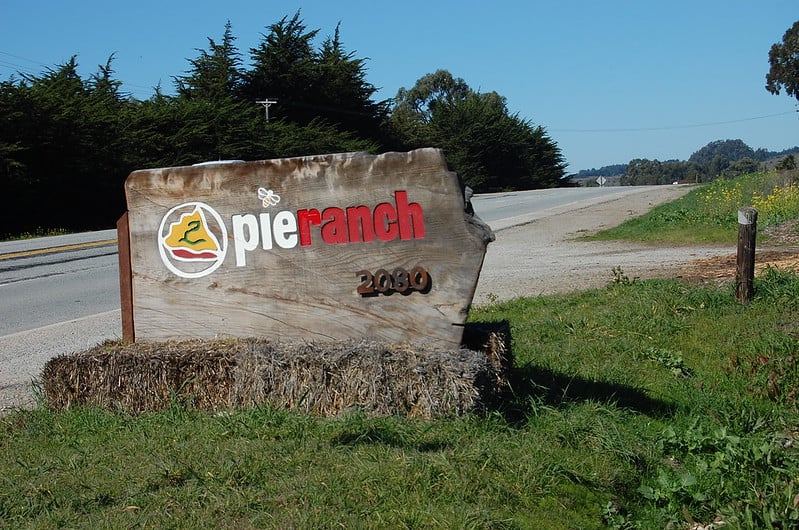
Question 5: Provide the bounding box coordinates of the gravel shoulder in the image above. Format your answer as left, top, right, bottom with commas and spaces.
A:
473, 185, 733, 304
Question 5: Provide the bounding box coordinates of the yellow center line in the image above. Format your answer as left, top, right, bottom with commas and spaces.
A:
0, 239, 118, 260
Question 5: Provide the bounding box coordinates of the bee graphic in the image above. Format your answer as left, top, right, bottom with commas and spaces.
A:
257, 187, 281, 208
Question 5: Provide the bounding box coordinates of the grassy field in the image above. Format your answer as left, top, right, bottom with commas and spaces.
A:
589, 172, 799, 246
2, 174, 799, 528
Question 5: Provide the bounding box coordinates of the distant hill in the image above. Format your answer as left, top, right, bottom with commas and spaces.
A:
689, 140, 799, 165
574, 145, 799, 176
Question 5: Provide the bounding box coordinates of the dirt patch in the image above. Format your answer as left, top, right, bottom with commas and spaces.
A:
678, 220, 799, 285
763, 218, 799, 244
679, 248, 799, 285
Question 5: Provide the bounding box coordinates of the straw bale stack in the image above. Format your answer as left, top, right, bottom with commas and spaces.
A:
41, 326, 511, 418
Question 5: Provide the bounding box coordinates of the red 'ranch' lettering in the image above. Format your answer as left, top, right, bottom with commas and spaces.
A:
296, 190, 424, 247
373, 202, 399, 241
320, 208, 348, 244
394, 190, 424, 241
346, 205, 375, 243
297, 208, 321, 246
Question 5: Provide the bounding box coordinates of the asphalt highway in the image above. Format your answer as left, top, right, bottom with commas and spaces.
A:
0, 229, 119, 336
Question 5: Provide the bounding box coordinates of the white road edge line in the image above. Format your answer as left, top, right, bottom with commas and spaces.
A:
0, 309, 121, 340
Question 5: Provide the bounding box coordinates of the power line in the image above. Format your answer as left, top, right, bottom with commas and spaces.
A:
0, 50, 157, 98
0, 50, 50, 68
552, 111, 797, 133
0, 60, 35, 74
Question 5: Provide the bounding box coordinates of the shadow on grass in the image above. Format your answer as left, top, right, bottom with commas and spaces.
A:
464, 321, 676, 423
499, 363, 676, 424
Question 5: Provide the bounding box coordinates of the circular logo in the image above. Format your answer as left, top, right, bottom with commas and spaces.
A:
157, 202, 228, 278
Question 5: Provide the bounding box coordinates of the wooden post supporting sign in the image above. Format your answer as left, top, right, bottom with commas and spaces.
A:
116, 212, 135, 342
735, 207, 757, 304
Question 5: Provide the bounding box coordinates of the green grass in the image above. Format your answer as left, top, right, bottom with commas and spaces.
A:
3, 174, 799, 528
3, 270, 799, 528
586, 188, 734, 244
588, 172, 799, 245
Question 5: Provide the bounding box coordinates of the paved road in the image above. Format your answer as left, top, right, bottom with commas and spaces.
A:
471, 186, 649, 224
0, 230, 119, 336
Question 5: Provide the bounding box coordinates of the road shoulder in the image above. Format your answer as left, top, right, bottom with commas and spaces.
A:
473, 186, 731, 304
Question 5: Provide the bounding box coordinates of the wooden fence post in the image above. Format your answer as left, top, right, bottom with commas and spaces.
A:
736, 207, 757, 304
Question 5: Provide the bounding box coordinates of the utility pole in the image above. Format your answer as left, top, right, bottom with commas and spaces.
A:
256, 99, 278, 121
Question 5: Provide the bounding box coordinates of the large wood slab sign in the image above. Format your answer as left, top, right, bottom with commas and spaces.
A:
122, 148, 494, 348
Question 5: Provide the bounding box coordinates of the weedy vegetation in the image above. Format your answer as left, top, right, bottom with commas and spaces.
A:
2, 172, 799, 528
0, 227, 70, 242
589, 171, 799, 245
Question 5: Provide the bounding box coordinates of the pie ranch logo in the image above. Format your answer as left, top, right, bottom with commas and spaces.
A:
157, 189, 426, 279
158, 202, 228, 279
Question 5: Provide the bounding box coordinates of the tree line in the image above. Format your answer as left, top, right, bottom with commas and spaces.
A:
621, 140, 799, 186
573, 140, 799, 186
0, 12, 566, 237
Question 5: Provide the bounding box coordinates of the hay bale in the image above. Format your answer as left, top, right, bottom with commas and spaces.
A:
41, 337, 510, 418
41, 340, 238, 413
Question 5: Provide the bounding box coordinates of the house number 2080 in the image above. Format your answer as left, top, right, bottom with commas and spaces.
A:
356, 266, 430, 295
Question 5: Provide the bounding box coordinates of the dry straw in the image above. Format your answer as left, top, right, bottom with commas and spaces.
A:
42, 324, 511, 418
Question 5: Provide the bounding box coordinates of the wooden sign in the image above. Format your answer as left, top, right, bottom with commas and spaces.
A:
121, 148, 494, 348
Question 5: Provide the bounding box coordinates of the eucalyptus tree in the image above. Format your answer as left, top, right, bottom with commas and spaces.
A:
766, 20, 799, 104
390, 70, 566, 191
389, 69, 471, 147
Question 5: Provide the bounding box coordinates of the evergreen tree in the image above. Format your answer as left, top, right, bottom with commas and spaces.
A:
241, 11, 319, 124
258, 118, 377, 160
175, 20, 242, 101
240, 12, 387, 143
0, 75, 37, 236
123, 88, 180, 168
314, 23, 388, 139
172, 22, 260, 164
0, 56, 132, 234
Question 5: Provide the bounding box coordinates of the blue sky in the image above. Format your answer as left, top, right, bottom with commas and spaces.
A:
1, 0, 797, 172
